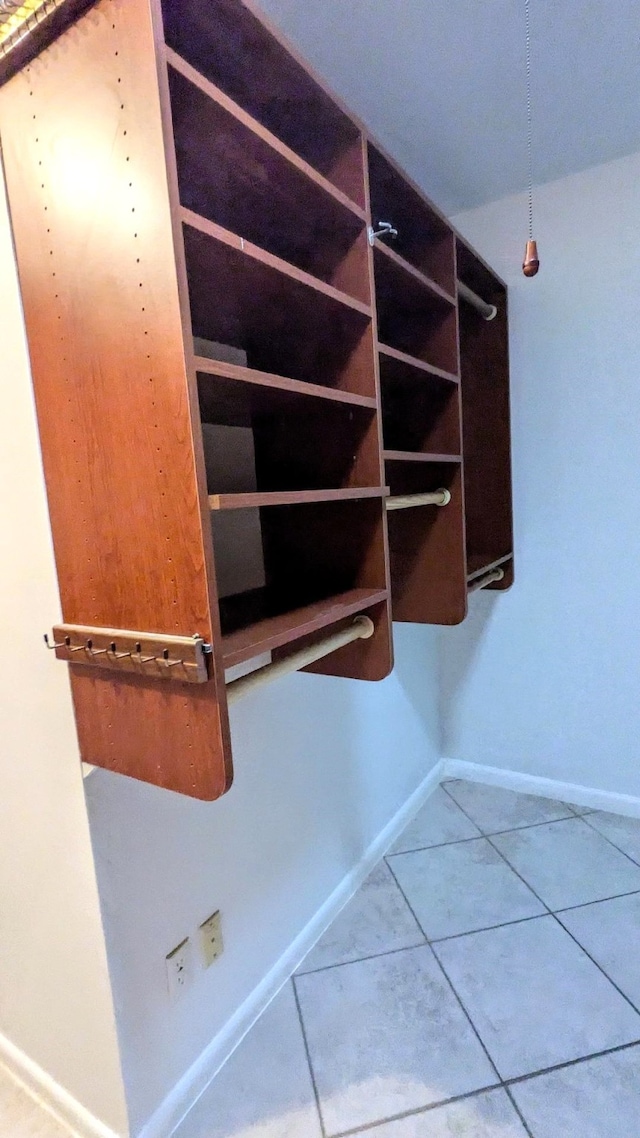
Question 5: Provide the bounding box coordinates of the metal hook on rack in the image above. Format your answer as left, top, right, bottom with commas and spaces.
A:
86, 638, 109, 657
44, 633, 71, 650
134, 642, 157, 665
109, 641, 132, 660
161, 648, 184, 669
368, 220, 399, 246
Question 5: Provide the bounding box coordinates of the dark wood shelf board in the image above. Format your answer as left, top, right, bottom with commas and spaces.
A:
162, 0, 368, 209
373, 239, 456, 307
384, 450, 462, 465
195, 357, 377, 413
221, 587, 388, 667
181, 209, 372, 319
378, 343, 459, 387
166, 47, 367, 224
209, 487, 386, 510
466, 553, 513, 584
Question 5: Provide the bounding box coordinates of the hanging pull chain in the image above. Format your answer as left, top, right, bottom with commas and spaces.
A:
523, 0, 540, 276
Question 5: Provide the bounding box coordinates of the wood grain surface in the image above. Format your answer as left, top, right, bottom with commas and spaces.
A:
0, 0, 232, 799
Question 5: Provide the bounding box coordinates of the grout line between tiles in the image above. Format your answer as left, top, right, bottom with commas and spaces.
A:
293, 783, 640, 1137
503, 1036, 640, 1088
296, 938, 428, 978
579, 812, 640, 869
384, 859, 505, 1091
291, 977, 328, 1138
439, 783, 640, 1023
482, 831, 640, 1020
297, 883, 640, 975
439, 781, 578, 836
328, 1082, 503, 1138
554, 887, 640, 916
386, 810, 588, 858
323, 1030, 640, 1136
502, 1084, 535, 1137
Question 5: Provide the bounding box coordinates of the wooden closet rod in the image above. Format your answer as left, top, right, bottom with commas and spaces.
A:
226, 615, 375, 705
469, 567, 505, 593
386, 489, 451, 511
457, 280, 498, 321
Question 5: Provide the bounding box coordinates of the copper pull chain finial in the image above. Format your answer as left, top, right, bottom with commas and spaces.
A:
522, 0, 540, 277
523, 239, 539, 277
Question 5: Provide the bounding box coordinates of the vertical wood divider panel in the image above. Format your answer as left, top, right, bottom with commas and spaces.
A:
280, 134, 393, 681
0, 0, 232, 799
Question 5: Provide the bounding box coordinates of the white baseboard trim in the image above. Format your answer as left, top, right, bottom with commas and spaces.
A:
137, 759, 445, 1138
444, 758, 640, 818
0, 1031, 122, 1138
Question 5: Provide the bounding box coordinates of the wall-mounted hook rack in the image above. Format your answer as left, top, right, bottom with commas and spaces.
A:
44, 625, 210, 683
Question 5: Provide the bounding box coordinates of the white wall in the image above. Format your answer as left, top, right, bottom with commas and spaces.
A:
0, 182, 128, 1134
442, 150, 640, 795
86, 625, 441, 1133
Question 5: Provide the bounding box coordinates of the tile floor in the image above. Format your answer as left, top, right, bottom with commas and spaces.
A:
175, 780, 640, 1138
4, 780, 640, 1137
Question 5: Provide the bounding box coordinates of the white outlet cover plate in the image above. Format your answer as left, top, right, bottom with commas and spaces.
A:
166, 937, 194, 1002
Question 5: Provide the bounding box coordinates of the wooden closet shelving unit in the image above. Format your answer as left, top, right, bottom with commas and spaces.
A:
368, 143, 469, 625
0, 0, 513, 800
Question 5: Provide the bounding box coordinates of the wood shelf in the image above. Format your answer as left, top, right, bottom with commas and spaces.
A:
182, 210, 376, 396
181, 210, 372, 319
373, 245, 459, 375
368, 142, 456, 295
162, 0, 367, 208
194, 358, 377, 414
209, 487, 385, 511
167, 50, 370, 304
384, 450, 461, 464
378, 343, 459, 387
166, 48, 366, 223
373, 239, 456, 307
467, 553, 513, 584
221, 587, 388, 668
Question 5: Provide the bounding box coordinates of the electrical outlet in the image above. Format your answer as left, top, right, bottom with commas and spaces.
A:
199, 910, 223, 968
165, 937, 194, 1001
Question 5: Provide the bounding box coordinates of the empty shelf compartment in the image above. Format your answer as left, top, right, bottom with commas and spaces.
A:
168, 57, 370, 304
161, 0, 366, 207
198, 364, 379, 495
382, 376, 461, 456
183, 215, 375, 396
375, 258, 459, 375
221, 587, 387, 667
368, 144, 455, 295
214, 497, 387, 652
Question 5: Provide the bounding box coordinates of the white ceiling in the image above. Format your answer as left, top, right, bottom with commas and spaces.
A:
258, 0, 640, 215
